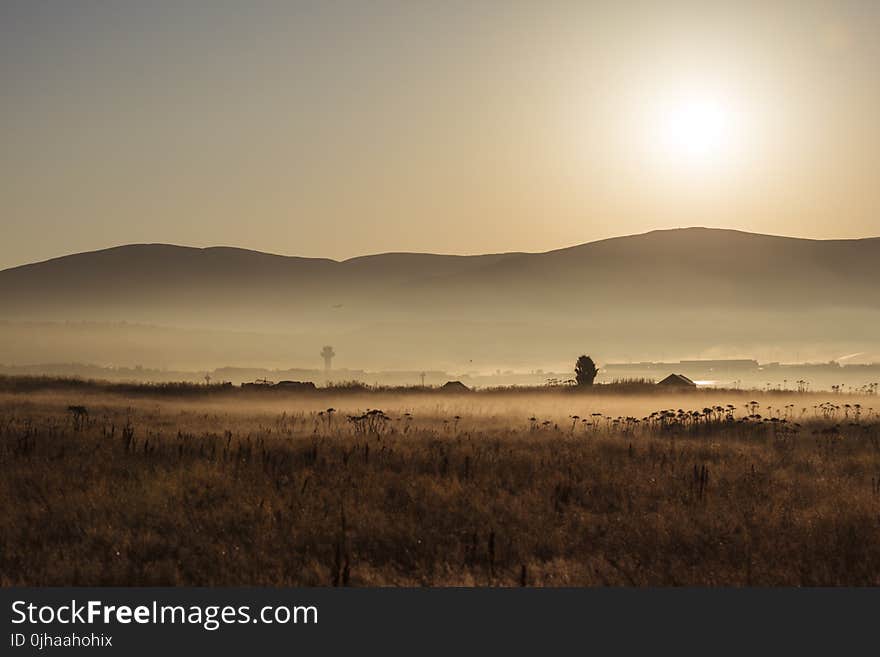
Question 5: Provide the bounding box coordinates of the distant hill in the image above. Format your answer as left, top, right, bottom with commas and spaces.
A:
1, 228, 878, 370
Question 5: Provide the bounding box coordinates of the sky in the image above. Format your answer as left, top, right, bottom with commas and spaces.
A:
2, 0, 880, 270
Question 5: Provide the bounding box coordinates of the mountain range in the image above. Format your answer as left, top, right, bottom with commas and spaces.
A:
1, 228, 877, 370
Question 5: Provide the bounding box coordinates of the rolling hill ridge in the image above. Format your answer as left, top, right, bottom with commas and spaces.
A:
1, 228, 877, 369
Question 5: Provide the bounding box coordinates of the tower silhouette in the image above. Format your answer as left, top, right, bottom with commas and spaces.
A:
321, 345, 335, 372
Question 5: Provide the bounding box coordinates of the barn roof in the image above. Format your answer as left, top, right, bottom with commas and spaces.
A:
440, 380, 470, 391
657, 373, 696, 387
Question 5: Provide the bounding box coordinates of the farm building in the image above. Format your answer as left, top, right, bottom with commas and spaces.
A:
440, 380, 470, 392
275, 380, 317, 391
657, 373, 696, 387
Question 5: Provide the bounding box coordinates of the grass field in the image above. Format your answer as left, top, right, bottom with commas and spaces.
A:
2, 383, 878, 586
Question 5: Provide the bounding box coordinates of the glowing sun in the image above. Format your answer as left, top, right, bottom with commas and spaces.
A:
650, 93, 741, 171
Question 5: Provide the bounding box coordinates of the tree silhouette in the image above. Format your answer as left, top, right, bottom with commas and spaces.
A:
575, 355, 598, 386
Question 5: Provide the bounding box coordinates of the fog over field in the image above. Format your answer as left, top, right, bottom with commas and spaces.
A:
5, 387, 877, 426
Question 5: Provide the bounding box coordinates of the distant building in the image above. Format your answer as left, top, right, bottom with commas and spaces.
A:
241, 378, 274, 388
678, 359, 759, 371
440, 380, 471, 392
275, 380, 317, 391
657, 373, 696, 387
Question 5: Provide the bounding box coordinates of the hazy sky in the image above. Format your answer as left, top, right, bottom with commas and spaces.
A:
3, 1, 880, 269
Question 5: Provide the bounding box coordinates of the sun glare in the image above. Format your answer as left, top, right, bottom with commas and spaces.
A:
660, 98, 728, 157
647, 92, 742, 173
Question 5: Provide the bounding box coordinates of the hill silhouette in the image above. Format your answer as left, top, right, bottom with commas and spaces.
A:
0, 228, 877, 369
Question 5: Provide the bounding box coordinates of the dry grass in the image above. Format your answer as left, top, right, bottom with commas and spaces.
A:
1, 386, 878, 586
